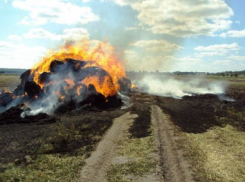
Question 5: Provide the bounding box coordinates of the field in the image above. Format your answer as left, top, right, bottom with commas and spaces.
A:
0, 75, 20, 91
0, 74, 245, 182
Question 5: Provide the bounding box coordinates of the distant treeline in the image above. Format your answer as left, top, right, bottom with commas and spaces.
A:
127, 70, 245, 76
0, 68, 244, 76
0, 68, 26, 75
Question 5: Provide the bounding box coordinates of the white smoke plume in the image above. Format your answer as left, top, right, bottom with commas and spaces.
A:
136, 75, 226, 98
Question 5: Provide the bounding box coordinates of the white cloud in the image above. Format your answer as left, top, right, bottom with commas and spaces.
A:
132, 39, 182, 52
195, 52, 225, 57
220, 29, 245, 38
12, 0, 100, 26
125, 39, 201, 71
110, 0, 233, 37
124, 50, 140, 70
176, 56, 202, 64
0, 41, 47, 68
124, 49, 176, 71
124, 50, 138, 57
212, 60, 233, 65
8, 35, 22, 40
9, 28, 89, 41
23, 28, 57, 39
228, 55, 245, 61
125, 27, 137, 31
62, 28, 89, 41
124, 39, 182, 71
194, 43, 240, 54
109, 0, 139, 6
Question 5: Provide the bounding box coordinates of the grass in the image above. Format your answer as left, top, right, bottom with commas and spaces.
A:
170, 97, 245, 182
0, 154, 86, 182
106, 136, 156, 182
1, 74, 245, 181
0, 112, 117, 182
0, 73, 126, 182
0, 75, 19, 91
227, 84, 245, 101
176, 125, 245, 182
107, 98, 157, 182
156, 77, 245, 182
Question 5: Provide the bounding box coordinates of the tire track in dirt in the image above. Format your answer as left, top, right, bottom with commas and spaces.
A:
151, 105, 194, 182
80, 112, 138, 182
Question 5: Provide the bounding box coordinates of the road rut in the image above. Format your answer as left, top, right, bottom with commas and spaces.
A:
80, 112, 137, 182
151, 105, 193, 182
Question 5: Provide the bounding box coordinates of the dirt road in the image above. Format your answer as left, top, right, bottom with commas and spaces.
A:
80, 94, 193, 182
80, 112, 138, 182
151, 105, 193, 182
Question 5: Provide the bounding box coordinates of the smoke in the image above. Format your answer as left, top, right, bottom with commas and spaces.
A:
20, 63, 102, 116
136, 75, 226, 98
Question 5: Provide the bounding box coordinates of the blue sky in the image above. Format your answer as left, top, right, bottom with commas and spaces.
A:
0, 0, 245, 72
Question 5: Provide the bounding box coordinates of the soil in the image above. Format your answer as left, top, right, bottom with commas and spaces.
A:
79, 92, 242, 181
1, 91, 243, 181
151, 105, 193, 182
78, 93, 193, 181
0, 109, 124, 173
80, 112, 138, 182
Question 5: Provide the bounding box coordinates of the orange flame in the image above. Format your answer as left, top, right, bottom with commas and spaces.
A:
65, 79, 75, 86
131, 84, 137, 89
82, 75, 116, 97
31, 40, 126, 97
3, 88, 11, 93
76, 85, 83, 96
131, 84, 139, 91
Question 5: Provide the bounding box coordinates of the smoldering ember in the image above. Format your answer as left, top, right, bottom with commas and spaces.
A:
0, 41, 131, 124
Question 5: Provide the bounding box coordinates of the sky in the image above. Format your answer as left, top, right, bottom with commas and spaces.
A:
0, 0, 245, 72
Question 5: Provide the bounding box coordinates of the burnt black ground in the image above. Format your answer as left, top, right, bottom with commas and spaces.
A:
156, 95, 221, 133
0, 109, 124, 173
157, 94, 245, 133
0, 90, 245, 181
129, 93, 152, 138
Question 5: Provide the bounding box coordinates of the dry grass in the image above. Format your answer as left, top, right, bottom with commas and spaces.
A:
0, 75, 19, 91
107, 116, 157, 182
106, 100, 157, 182
106, 136, 157, 182
176, 125, 245, 182
0, 153, 86, 182
0, 112, 116, 182
157, 79, 245, 182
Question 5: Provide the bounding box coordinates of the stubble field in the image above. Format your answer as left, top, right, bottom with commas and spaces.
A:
0, 74, 245, 182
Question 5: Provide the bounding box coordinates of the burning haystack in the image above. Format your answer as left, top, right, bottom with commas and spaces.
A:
0, 40, 131, 123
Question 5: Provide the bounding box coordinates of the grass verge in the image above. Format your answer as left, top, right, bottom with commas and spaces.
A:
176, 125, 245, 182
